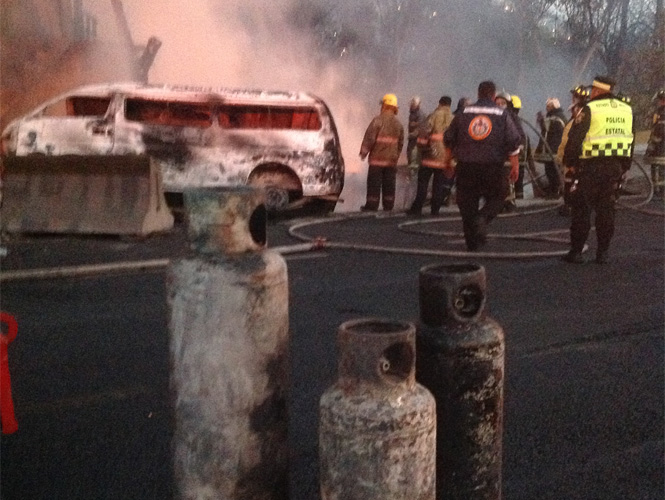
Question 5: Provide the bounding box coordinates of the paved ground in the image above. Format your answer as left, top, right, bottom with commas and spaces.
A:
0, 196, 663, 499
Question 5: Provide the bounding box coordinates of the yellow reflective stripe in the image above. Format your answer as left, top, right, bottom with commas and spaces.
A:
369, 159, 395, 166
421, 159, 445, 168
585, 134, 634, 142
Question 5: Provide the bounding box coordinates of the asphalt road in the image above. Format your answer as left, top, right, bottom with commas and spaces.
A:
0, 198, 663, 499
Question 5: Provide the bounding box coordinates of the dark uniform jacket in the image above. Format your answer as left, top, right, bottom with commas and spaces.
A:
543, 108, 567, 155
443, 98, 521, 164
360, 109, 404, 168
408, 108, 426, 142
645, 104, 665, 160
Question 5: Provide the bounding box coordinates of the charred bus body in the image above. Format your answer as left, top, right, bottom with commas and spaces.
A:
1, 83, 345, 214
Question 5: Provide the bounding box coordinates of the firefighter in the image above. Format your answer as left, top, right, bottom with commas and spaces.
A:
536, 97, 567, 198
407, 96, 425, 168
359, 93, 405, 211
510, 94, 535, 201
444, 81, 522, 251
494, 91, 517, 212
645, 90, 665, 198
407, 96, 454, 216
454, 97, 471, 116
556, 85, 590, 216
562, 75, 634, 264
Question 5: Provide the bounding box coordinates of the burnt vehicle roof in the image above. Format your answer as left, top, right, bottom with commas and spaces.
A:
40, 82, 325, 107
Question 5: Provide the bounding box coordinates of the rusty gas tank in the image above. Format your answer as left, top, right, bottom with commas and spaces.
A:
168, 186, 289, 500
319, 318, 436, 500
416, 263, 505, 500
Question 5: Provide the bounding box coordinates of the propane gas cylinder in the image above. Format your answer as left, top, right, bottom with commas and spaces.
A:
416, 263, 504, 500
319, 318, 436, 500
168, 186, 289, 500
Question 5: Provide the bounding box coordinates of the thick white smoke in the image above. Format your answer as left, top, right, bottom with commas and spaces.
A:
85, 0, 598, 211
88, 0, 373, 211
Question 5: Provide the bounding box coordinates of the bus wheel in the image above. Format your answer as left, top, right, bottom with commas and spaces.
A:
248, 168, 302, 212
263, 185, 290, 211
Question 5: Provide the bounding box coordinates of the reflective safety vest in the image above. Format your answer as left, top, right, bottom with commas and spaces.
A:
581, 99, 633, 158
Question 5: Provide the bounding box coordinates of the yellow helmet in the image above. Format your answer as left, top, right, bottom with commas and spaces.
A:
381, 93, 398, 107
511, 95, 522, 109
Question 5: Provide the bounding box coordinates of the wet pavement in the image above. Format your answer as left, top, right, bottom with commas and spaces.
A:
0, 196, 663, 499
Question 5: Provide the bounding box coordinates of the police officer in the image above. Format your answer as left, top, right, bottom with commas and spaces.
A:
359, 94, 405, 211
645, 90, 665, 198
562, 75, 634, 264
407, 96, 454, 216
443, 81, 522, 251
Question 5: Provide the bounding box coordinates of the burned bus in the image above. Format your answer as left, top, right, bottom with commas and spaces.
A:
1, 83, 345, 213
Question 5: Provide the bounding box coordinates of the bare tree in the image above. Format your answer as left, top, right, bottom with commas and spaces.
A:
545, 0, 661, 123
291, 0, 442, 87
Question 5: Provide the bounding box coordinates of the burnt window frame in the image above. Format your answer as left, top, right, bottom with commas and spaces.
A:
124, 98, 214, 128
41, 96, 112, 118
217, 105, 322, 131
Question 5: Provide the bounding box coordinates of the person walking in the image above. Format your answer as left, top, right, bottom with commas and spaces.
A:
535, 98, 567, 198
407, 96, 454, 216
443, 81, 522, 251
645, 90, 665, 198
359, 93, 405, 211
562, 75, 634, 264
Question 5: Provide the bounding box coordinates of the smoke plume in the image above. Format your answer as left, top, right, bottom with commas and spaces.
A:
86, 0, 596, 211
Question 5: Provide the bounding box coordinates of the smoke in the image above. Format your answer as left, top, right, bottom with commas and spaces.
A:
87, 0, 374, 210
85, 0, 599, 211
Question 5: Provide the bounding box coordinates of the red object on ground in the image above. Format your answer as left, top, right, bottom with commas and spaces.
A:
0, 312, 18, 434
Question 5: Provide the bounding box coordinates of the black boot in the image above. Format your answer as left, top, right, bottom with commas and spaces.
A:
595, 250, 609, 264
562, 250, 585, 264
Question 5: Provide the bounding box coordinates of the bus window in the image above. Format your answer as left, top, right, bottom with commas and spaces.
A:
292, 110, 321, 130
169, 102, 212, 127
218, 106, 321, 130
69, 97, 111, 116
42, 96, 111, 117
125, 99, 212, 128
126, 99, 168, 124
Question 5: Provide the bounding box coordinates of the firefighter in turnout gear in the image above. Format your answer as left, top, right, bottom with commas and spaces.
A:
407, 96, 454, 215
444, 81, 522, 251
535, 97, 567, 197
359, 93, 405, 211
562, 75, 634, 264
557, 85, 590, 215
495, 91, 523, 212
645, 90, 665, 198
407, 96, 425, 168
509, 94, 533, 201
